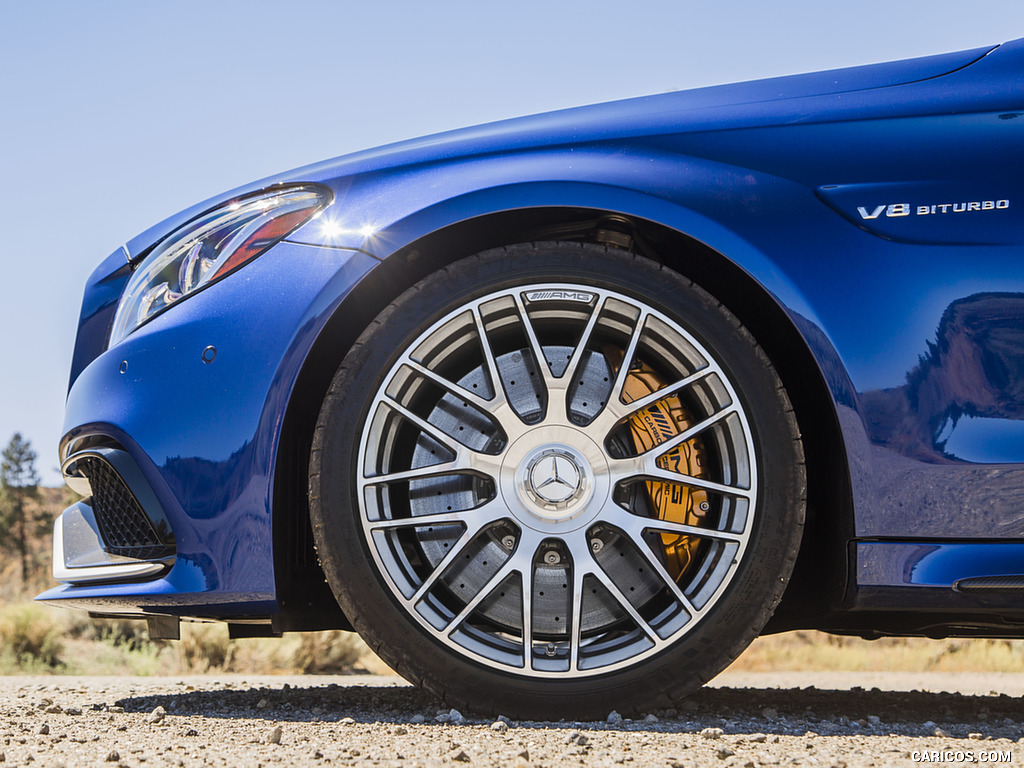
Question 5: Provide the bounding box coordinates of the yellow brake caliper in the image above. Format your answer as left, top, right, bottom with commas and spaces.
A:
620, 358, 709, 581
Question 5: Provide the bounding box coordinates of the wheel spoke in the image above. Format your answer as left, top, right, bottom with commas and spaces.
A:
374, 395, 507, 479
607, 452, 752, 500
470, 305, 509, 410
582, 546, 666, 649
445, 558, 515, 633
403, 358, 503, 416
631, 534, 701, 616
410, 527, 478, 604
602, 502, 744, 544
513, 293, 566, 421
623, 367, 718, 420
397, 500, 513, 605
383, 396, 465, 455
359, 460, 463, 488
367, 504, 491, 531
568, 559, 585, 672
639, 516, 743, 544
562, 295, 607, 384
639, 466, 753, 500
644, 405, 738, 461
521, 569, 534, 670
588, 365, 717, 437
591, 514, 701, 618
446, 533, 538, 634
608, 310, 648, 411
513, 293, 557, 387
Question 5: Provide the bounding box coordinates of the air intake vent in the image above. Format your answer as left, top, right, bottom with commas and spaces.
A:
77, 456, 174, 560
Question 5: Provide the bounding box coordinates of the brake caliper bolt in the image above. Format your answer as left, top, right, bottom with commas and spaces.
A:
545, 643, 558, 657
501, 535, 516, 550
543, 550, 561, 565
590, 539, 604, 553
699, 501, 710, 512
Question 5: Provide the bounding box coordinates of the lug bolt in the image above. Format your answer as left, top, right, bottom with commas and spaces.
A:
543, 550, 561, 565
501, 535, 516, 549
545, 643, 558, 657
590, 539, 604, 553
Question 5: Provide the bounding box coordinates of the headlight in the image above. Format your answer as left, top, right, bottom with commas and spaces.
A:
109, 186, 330, 345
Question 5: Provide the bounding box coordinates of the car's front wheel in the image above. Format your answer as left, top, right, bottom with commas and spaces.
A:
310, 242, 805, 719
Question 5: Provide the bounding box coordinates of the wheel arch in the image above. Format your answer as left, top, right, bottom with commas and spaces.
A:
272, 205, 854, 631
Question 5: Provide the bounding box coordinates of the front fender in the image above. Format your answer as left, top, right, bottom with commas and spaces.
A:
289, 147, 833, 340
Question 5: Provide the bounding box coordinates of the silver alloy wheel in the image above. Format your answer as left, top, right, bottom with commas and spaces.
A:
356, 283, 757, 677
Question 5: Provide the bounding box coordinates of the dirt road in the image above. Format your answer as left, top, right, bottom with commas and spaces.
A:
1, 671, 1022, 767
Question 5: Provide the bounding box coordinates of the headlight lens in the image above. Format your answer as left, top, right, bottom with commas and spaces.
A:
109, 186, 330, 345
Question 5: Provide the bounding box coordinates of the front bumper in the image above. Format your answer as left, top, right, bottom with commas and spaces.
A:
38, 240, 378, 618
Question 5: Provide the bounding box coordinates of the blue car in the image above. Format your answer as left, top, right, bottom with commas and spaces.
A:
41, 38, 1024, 718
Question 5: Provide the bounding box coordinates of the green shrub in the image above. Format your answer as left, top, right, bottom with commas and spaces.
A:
91, 617, 154, 651
292, 630, 364, 674
60, 609, 98, 640
0, 603, 63, 669
177, 622, 234, 672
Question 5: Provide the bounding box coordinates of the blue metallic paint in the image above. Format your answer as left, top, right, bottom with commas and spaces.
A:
41, 40, 1024, 634
855, 542, 1024, 613
43, 242, 377, 614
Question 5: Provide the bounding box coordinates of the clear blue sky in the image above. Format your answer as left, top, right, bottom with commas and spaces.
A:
2, 1, 1022, 484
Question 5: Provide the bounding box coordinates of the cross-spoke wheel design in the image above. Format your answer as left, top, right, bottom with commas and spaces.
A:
359, 282, 755, 675
311, 243, 804, 718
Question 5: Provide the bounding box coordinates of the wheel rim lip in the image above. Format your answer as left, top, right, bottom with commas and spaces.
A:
355, 280, 759, 679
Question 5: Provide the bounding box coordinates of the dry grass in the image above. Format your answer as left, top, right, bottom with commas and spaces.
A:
0, 603, 65, 672
291, 630, 365, 674
733, 630, 1024, 673
4, 603, 1024, 678
0, 602, 385, 676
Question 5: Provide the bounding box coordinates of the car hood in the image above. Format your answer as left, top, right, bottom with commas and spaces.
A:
126, 41, 999, 259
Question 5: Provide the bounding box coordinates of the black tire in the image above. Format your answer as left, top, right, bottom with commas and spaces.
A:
310, 242, 805, 720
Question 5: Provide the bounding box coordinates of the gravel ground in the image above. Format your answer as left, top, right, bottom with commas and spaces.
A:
1, 671, 1023, 767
